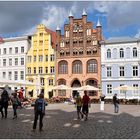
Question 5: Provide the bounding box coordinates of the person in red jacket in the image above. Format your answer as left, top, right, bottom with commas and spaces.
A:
82, 90, 90, 121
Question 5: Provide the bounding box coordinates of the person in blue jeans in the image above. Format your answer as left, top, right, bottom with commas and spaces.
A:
33, 93, 46, 131
113, 94, 119, 113
11, 93, 20, 119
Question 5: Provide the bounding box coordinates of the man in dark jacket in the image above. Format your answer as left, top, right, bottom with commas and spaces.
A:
1, 89, 9, 118
33, 93, 46, 131
113, 94, 119, 113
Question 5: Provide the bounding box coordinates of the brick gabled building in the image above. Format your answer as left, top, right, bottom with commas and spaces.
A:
55, 10, 103, 98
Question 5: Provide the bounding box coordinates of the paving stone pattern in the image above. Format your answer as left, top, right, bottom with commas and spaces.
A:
0, 103, 140, 139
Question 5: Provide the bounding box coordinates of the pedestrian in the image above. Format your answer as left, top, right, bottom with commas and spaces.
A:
1, 89, 10, 118
113, 93, 119, 113
0, 98, 2, 118
11, 93, 20, 119
100, 94, 105, 111
33, 93, 46, 131
75, 93, 83, 119
82, 90, 90, 121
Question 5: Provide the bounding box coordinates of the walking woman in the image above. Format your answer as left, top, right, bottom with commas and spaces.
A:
11, 93, 20, 119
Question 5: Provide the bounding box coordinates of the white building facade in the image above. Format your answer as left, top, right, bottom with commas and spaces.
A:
101, 37, 140, 99
0, 36, 31, 94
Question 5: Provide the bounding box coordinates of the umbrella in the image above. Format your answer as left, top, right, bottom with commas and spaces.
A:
4, 85, 15, 95
52, 85, 72, 90
74, 85, 100, 91
113, 85, 138, 99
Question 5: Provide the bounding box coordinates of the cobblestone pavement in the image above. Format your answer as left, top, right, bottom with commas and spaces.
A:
0, 103, 140, 139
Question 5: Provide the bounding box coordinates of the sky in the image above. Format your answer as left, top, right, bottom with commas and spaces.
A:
0, 1, 140, 39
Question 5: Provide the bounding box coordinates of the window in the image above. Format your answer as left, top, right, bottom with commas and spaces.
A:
49, 79, 53, 86
27, 67, 31, 74
87, 29, 91, 36
133, 84, 138, 96
87, 59, 97, 73
107, 49, 111, 58
46, 55, 48, 61
9, 58, 12, 66
93, 40, 97, 45
40, 33, 43, 36
66, 31, 69, 37
3, 48, 6, 54
120, 66, 124, 77
120, 48, 124, 58
15, 47, 18, 54
39, 55, 43, 62
58, 61, 68, 74
107, 84, 112, 94
60, 42, 64, 47
41, 78, 44, 86
45, 67, 48, 73
34, 56, 36, 62
9, 48, 12, 54
50, 54, 54, 61
8, 72, 12, 80
72, 60, 82, 74
39, 40, 43, 46
133, 48, 137, 58
133, 66, 138, 76
3, 72, 6, 79
3, 59, 6, 66
15, 58, 18, 66
20, 71, 24, 80
21, 46, 24, 53
34, 67, 36, 74
39, 67, 43, 74
14, 71, 18, 80
21, 58, 24, 65
107, 67, 112, 77
50, 66, 55, 74
28, 56, 32, 62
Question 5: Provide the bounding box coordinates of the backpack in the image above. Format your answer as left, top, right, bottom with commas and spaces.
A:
1, 90, 9, 103
36, 99, 44, 112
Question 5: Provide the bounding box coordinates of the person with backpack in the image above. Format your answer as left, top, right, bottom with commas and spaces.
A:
113, 93, 119, 113
33, 93, 46, 131
11, 92, 20, 119
1, 89, 9, 118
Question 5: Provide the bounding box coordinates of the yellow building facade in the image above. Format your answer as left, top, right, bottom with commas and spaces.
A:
26, 24, 56, 98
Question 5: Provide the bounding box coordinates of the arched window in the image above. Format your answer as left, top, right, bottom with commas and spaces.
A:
126, 47, 130, 58
120, 48, 124, 58
87, 59, 97, 73
58, 79, 66, 85
72, 60, 82, 74
133, 47, 137, 58
58, 60, 68, 74
113, 48, 117, 59
107, 49, 111, 58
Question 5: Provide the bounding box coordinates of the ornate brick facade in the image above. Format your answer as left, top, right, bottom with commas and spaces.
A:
55, 12, 103, 98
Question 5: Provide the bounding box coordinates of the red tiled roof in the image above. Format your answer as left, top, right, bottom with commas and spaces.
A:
0, 37, 4, 43
45, 28, 56, 49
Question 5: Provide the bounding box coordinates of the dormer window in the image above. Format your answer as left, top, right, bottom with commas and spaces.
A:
66, 31, 69, 37
87, 29, 91, 36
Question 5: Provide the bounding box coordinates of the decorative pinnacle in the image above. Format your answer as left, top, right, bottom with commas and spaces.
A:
96, 18, 102, 27
56, 25, 60, 31
82, 9, 87, 16
69, 10, 73, 17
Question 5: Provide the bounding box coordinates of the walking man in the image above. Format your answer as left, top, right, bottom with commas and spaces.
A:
100, 94, 105, 111
82, 90, 90, 121
113, 93, 119, 113
33, 93, 46, 131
